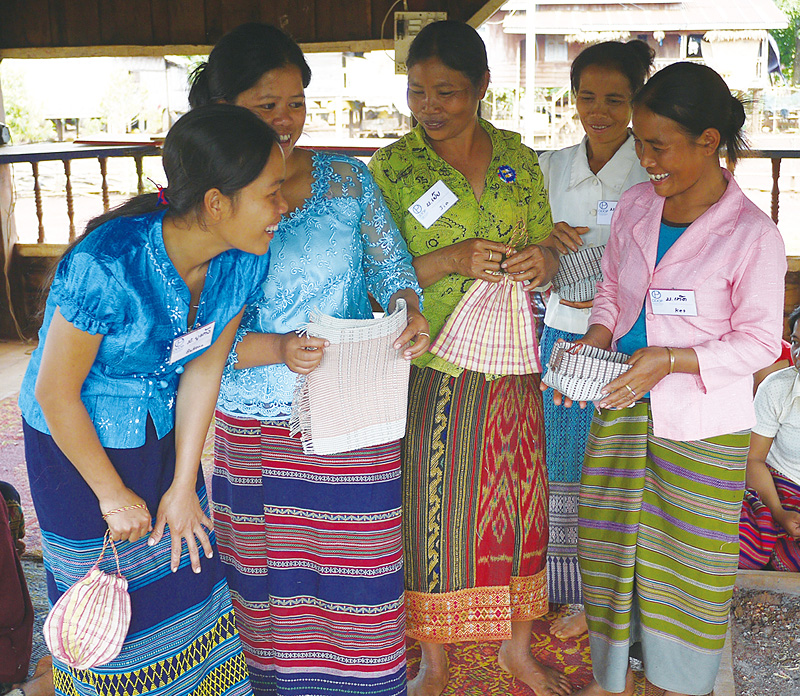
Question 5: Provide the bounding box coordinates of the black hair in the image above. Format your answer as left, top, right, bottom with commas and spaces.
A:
633, 62, 747, 165
75, 104, 279, 243
406, 20, 489, 89
789, 305, 800, 334
189, 22, 311, 107
570, 40, 654, 95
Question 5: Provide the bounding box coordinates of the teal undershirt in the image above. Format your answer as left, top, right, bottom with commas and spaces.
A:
616, 219, 691, 358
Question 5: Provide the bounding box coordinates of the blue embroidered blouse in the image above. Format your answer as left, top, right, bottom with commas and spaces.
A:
19, 209, 270, 448
216, 152, 422, 421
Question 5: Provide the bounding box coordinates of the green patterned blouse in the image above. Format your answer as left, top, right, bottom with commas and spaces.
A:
369, 119, 553, 374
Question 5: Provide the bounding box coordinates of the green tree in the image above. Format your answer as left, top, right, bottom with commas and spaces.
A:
772, 0, 800, 82
0, 63, 56, 143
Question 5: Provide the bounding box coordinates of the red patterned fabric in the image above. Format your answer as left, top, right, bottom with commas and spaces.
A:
739, 465, 800, 571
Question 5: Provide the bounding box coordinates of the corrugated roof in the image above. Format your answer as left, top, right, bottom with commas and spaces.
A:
501, 0, 789, 33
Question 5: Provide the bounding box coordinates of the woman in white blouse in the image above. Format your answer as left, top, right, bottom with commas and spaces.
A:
538, 40, 654, 639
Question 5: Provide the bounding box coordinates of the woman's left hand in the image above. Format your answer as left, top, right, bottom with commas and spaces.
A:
148, 484, 214, 574
599, 346, 670, 410
394, 305, 431, 360
502, 244, 558, 286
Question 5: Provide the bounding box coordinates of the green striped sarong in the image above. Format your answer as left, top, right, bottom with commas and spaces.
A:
579, 404, 749, 695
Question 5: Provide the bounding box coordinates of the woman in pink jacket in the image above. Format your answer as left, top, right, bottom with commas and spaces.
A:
560, 63, 786, 696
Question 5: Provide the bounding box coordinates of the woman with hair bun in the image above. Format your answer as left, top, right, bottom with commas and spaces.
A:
191, 22, 427, 696
19, 103, 287, 696
537, 39, 654, 641
553, 62, 786, 696
370, 19, 569, 696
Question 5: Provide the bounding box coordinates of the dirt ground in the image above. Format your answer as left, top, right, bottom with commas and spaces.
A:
730, 586, 800, 696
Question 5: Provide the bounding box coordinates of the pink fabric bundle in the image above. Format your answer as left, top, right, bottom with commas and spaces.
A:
429, 275, 541, 375
290, 299, 410, 455
43, 531, 131, 669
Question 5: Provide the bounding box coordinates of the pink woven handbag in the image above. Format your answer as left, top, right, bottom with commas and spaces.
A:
43, 530, 131, 669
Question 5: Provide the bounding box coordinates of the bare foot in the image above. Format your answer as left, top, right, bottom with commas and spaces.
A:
497, 643, 573, 696
550, 610, 588, 640
408, 643, 448, 696
12, 656, 54, 696
571, 669, 634, 696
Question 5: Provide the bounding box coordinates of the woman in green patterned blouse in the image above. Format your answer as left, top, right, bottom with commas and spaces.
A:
369, 20, 569, 696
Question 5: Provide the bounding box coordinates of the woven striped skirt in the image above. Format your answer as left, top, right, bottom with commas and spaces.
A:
579, 405, 749, 695
540, 325, 594, 604
739, 465, 800, 571
212, 412, 406, 696
23, 418, 252, 696
402, 366, 549, 644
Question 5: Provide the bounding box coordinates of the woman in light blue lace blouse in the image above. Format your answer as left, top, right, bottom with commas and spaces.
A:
19, 105, 287, 696
189, 23, 429, 696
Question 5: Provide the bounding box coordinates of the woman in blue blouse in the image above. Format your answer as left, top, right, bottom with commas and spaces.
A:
19, 104, 287, 696
189, 23, 429, 696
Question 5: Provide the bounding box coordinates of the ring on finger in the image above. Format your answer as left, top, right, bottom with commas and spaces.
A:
418, 331, 430, 338
488, 249, 494, 262
623, 383, 637, 398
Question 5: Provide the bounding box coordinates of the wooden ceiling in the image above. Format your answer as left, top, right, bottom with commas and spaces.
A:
1, 0, 506, 56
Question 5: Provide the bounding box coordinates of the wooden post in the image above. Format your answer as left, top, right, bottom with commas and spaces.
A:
99, 157, 110, 211
32, 162, 45, 244
135, 155, 144, 195
64, 159, 76, 242
771, 157, 781, 224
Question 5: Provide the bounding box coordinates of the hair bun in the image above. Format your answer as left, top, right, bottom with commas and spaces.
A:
626, 39, 655, 73
729, 94, 746, 132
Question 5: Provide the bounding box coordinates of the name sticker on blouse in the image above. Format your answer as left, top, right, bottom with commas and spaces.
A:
597, 200, 618, 225
408, 180, 458, 229
169, 322, 215, 364
649, 289, 697, 316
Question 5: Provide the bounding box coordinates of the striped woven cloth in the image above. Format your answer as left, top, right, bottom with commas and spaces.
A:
290, 300, 410, 455
429, 276, 541, 375
739, 465, 800, 571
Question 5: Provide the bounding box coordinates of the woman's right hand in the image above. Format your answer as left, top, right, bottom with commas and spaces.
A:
279, 332, 329, 375
548, 222, 590, 255
445, 238, 510, 282
775, 507, 800, 540
100, 489, 152, 543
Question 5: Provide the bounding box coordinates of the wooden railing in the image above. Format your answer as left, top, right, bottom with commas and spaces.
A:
0, 142, 797, 246
0, 141, 162, 243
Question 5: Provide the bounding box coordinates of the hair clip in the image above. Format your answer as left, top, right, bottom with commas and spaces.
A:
147, 177, 169, 206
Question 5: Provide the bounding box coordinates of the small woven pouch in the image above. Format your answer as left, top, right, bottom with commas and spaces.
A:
429, 274, 541, 375
541, 340, 631, 402
43, 530, 131, 670
551, 244, 605, 303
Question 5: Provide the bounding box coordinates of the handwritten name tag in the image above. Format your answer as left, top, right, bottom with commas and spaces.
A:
649, 289, 697, 316
597, 200, 618, 226
169, 322, 215, 364
408, 180, 458, 229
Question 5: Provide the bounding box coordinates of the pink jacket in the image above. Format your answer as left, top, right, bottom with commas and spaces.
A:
591, 170, 786, 441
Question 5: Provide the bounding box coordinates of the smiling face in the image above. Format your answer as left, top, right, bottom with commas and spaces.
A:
234, 65, 306, 159
217, 143, 288, 256
632, 104, 720, 204
575, 64, 633, 152
406, 57, 487, 143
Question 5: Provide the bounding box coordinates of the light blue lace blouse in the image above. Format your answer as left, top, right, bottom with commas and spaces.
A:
19, 209, 270, 448
216, 152, 422, 421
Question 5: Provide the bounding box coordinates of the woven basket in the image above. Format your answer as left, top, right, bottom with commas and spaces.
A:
551, 245, 605, 303
541, 340, 630, 402
43, 531, 130, 670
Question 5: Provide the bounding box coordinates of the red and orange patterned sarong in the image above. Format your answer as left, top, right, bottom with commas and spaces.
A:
402, 366, 549, 643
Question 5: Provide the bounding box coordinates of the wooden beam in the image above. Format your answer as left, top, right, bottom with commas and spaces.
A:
468, 0, 508, 27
